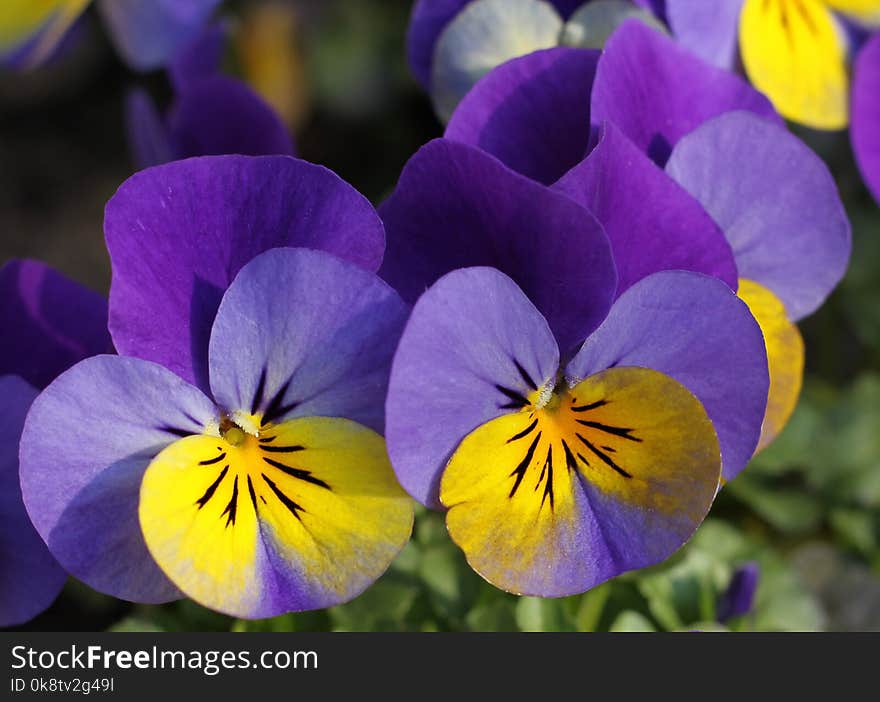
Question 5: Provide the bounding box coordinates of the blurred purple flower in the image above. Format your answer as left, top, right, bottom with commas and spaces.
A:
853, 33, 880, 205
717, 561, 760, 622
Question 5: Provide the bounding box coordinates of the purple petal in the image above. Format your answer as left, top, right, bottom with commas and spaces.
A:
19, 355, 219, 603
167, 76, 295, 160
445, 47, 600, 185
386, 267, 560, 508
96, 0, 222, 72
853, 33, 880, 205
168, 21, 227, 91
591, 19, 781, 165
566, 270, 769, 481
0, 259, 111, 390
666, 0, 744, 69
209, 248, 409, 434
553, 121, 738, 296
0, 376, 66, 627
379, 139, 617, 354
717, 561, 760, 622
105, 155, 384, 392
666, 111, 851, 321
124, 89, 174, 170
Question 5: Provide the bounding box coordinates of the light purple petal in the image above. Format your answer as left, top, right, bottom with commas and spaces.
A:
209, 248, 409, 434
96, 0, 222, 72
553, 121, 738, 296
566, 270, 769, 481
19, 355, 219, 603
379, 139, 617, 354
105, 155, 384, 392
853, 33, 880, 205
168, 21, 227, 91
591, 19, 781, 165
445, 47, 600, 185
665, 111, 851, 321
0, 376, 66, 627
386, 267, 560, 508
168, 76, 295, 160
0, 259, 111, 390
666, 0, 744, 69
124, 89, 174, 170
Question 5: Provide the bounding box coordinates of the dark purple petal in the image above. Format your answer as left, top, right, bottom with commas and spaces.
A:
553, 121, 738, 296
168, 21, 227, 91
20, 355, 220, 603
0, 376, 66, 627
566, 270, 768, 481
666, 111, 851, 321
379, 139, 617, 354
96, 0, 222, 72
386, 267, 560, 507
853, 33, 880, 205
168, 76, 295, 160
209, 248, 409, 434
666, 0, 744, 69
0, 259, 111, 390
591, 19, 781, 165
445, 47, 600, 185
124, 89, 174, 170
105, 155, 384, 392
717, 561, 760, 622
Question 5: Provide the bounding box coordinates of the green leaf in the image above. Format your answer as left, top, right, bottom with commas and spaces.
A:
609, 611, 656, 632
514, 596, 577, 632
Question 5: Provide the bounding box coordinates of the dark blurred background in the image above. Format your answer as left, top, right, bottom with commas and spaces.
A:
2, 0, 879, 632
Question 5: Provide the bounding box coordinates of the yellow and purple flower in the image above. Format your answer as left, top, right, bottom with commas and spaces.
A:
18, 156, 414, 618
0, 259, 110, 626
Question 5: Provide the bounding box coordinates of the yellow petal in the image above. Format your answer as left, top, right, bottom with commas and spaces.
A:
738, 279, 805, 453
739, 0, 849, 130
0, 0, 90, 67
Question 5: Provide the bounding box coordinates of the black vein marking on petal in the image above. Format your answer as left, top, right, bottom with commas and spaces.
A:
262, 457, 331, 490
221, 475, 239, 527
262, 473, 305, 521
540, 445, 554, 510
495, 384, 530, 410
577, 452, 591, 468
576, 419, 642, 442
259, 435, 276, 444
196, 466, 229, 509
260, 495, 267, 505
507, 418, 539, 444
251, 367, 268, 416
792, 0, 817, 35
513, 359, 538, 391
260, 444, 305, 454
158, 426, 191, 438
261, 378, 299, 426
561, 439, 578, 473
570, 399, 608, 413
576, 434, 632, 479
199, 452, 227, 465
246, 475, 259, 514
602, 446, 616, 453
509, 432, 541, 498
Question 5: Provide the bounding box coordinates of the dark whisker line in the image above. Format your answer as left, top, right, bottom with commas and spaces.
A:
258, 435, 277, 443
541, 446, 554, 510
198, 452, 226, 465
509, 432, 541, 498
260, 444, 305, 454
246, 475, 259, 514
576, 433, 632, 479
576, 419, 642, 442
570, 399, 608, 413
158, 426, 191, 438
221, 475, 239, 527
507, 418, 539, 444
195, 465, 229, 509
261, 473, 305, 521
251, 367, 268, 416
261, 378, 298, 426
262, 457, 331, 490
513, 359, 538, 391
576, 452, 591, 468
495, 384, 529, 410
561, 439, 579, 473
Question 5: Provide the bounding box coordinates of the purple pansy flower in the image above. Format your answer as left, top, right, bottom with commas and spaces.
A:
19, 156, 414, 618
126, 25, 295, 170
443, 20, 851, 452
853, 33, 880, 205
386, 265, 768, 595
1, 0, 222, 72
0, 259, 111, 626
717, 561, 760, 623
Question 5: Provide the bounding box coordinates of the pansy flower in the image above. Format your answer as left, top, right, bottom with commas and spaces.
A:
0, 259, 110, 626
717, 561, 760, 623
1, 0, 221, 71
853, 32, 880, 204
406, 0, 663, 120
664, 0, 880, 130
442, 20, 852, 451
19, 156, 414, 618
126, 25, 295, 170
